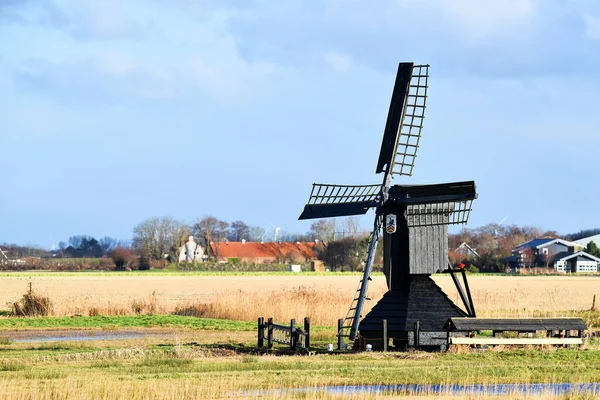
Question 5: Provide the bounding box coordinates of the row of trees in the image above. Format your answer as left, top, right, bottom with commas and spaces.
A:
5, 217, 599, 272
130, 216, 367, 265
55, 235, 128, 258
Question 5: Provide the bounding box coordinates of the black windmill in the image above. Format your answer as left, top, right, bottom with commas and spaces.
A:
299, 63, 478, 349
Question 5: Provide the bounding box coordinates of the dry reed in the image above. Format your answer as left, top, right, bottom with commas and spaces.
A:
11, 289, 53, 317
2, 276, 600, 328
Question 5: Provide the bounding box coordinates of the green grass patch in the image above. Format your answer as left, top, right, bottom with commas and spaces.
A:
0, 315, 257, 330
0, 270, 371, 277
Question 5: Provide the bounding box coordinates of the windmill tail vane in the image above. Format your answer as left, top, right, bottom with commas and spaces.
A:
299, 62, 477, 349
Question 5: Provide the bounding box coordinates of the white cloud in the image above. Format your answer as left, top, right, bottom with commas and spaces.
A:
97, 53, 133, 76
432, 0, 536, 41
584, 14, 600, 39
323, 51, 353, 72
187, 35, 285, 106
71, 0, 134, 39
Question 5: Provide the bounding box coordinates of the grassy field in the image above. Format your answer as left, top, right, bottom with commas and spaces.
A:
1, 273, 600, 325
0, 333, 599, 399
1, 273, 600, 398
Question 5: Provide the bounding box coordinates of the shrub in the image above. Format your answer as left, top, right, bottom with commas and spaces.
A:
466, 264, 480, 274
12, 288, 53, 316
109, 247, 136, 271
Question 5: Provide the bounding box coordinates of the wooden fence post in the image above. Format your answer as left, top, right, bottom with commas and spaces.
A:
414, 321, 420, 350
382, 319, 388, 352
258, 317, 264, 348
337, 319, 344, 350
267, 318, 273, 350
290, 319, 297, 350
304, 317, 310, 349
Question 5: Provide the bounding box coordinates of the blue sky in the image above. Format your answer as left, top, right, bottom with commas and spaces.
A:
1, 0, 600, 248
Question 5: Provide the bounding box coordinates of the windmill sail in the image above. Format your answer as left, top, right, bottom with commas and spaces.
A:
376, 63, 429, 179
298, 183, 380, 220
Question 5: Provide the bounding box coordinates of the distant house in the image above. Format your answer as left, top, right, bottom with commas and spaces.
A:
507, 237, 598, 273
178, 236, 205, 262
553, 251, 600, 273
454, 242, 480, 259
209, 241, 320, 264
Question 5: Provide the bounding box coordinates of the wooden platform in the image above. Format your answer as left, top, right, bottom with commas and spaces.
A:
450, 337, 583, 346
445, 317, 587, 347
444, 318, 587, 332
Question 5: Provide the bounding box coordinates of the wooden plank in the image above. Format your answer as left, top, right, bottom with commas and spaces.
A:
450, 337, 583, 345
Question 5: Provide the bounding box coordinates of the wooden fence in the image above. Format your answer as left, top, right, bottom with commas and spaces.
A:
258, 317, 310, 350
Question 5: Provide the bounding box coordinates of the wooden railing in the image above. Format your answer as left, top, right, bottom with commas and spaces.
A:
258, 317, 310, 350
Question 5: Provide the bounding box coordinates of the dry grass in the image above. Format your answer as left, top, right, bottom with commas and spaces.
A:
11, 290, 53, 317
174, 285, 377, 325
1, 275, 600, 327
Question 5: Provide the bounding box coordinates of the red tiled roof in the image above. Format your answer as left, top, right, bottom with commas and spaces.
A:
209, 242, 318, 260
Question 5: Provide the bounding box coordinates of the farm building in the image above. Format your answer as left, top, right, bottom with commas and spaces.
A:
178, 236, 205, 262
553, 251, 600, 273
507, 238, 599, 273
209, 241, 321, 264
454, 242, 480, 258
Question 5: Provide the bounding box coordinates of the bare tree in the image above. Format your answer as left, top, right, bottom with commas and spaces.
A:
192, 216, 229, 259
192, 216, 219, 248
229, 220, 250, 241
99, 237, 120, 255
248, 226, 266, 241
343, 216, 360, 238
308, 219, 337, 245
133, 217, 190, 262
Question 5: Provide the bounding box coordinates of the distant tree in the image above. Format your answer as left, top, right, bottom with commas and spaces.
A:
99, 237, 120, 255
133, 217, 190, 262
68, 235, 86, 249
109, 247, 136, 270
248, 226, 266, 241
565, 229, 600, 241
193, 217, 220, 246
318, 237, 366, 272
228, 221, 250, 241
278, 231, 312, 242
192, 216, 229, 258
541, 251, 553, 269
0, 243, 48, 258
308, 219, 337, 245
80, 237, 102, 258
586, 241, 600, 258
521, 248, 536, 269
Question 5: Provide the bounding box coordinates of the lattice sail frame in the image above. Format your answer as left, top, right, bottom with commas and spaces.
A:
391, 64, 429, 177
405, 199, 474, 227
305, 183, 381, 206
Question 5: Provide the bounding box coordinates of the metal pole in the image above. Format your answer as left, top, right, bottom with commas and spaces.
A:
267, 318, 273, 350
304, 317, 310, 349
461, 269, 476, 317
449, 270, 473, 316
382, 319, 388, 352
337, 319, 344, 350
258, 317, 264, 348
350, 216, 380, 340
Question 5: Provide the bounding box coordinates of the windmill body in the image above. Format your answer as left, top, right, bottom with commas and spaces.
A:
299, 62, 478, 350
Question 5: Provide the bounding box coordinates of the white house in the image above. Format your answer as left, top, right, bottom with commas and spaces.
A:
554, 251, 600, 273
507, 238, 599, 273
178, 236, 205, 262
454, 242, 480, 259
